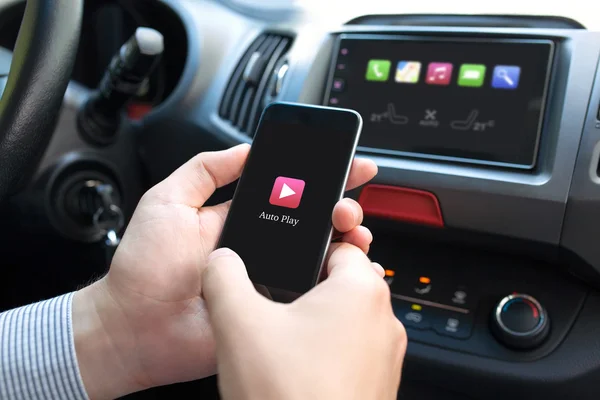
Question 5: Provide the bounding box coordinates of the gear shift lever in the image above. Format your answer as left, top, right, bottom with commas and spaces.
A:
78, 27, 164, 146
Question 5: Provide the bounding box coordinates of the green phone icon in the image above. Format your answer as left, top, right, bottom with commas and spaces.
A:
366, 60, 391, 82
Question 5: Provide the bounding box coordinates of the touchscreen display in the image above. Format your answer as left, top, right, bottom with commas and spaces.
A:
325, 36, 554, 168
218, 104, 361, 294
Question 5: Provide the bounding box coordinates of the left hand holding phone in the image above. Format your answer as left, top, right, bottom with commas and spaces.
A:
72, 144, 377, 399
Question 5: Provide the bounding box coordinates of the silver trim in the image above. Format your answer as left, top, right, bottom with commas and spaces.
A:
391, 293, 470, 314
588, 140, 600, 184
301, 103, 364, 287
243, 52, 261, 82
323, 34, 555, 170
273, 62, 289, 96
494, 293, 547, 337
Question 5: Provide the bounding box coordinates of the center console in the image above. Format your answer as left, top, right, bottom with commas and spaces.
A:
287, 25, 600, 268
191, 12, 600, 362
293, 25, 600, 358
285, 23, 600, 400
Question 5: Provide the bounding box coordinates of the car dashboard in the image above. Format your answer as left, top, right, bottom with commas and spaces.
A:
2, 0, 600, 399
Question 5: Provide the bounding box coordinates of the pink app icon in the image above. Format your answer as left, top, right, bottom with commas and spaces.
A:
426, 62, 453, 85
269, 176, 306, 209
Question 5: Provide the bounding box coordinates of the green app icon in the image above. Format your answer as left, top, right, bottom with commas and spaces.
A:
366, 60, 391, 82
458, 64, 486, 87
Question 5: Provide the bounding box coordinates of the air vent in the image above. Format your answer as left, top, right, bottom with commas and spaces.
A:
219, 33, 292, 136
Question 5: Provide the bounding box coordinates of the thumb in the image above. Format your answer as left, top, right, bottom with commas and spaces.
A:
201, 248, 263, 334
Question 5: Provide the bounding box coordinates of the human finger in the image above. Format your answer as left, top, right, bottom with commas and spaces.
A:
332, 198, 363, 234
147, 144, 250, 208
345, 158, 378, 191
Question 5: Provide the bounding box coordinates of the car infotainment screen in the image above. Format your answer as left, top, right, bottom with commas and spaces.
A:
324, 36, 554, 169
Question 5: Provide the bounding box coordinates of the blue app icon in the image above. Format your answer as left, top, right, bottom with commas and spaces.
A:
491, 65, 521, 89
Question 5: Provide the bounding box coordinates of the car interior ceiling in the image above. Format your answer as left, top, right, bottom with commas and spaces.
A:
1, 0, 600, 399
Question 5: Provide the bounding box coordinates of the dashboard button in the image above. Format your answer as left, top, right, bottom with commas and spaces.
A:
391, 272, 442, 303
432, 310, 473, 339
491, 293, 549, 349
390, 268, 454, 304
332, 78, 345, 92
450, 288, 468, 305
439, 284, 476, 311
392, 299, 433, 330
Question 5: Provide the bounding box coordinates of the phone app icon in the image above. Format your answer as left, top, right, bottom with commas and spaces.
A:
365, 59, 391, 82
395, 61, 421, 83
425, 62, 453, 85
457, 64, 486, 87
492, 65, 521, 89
269, 176, 306, 209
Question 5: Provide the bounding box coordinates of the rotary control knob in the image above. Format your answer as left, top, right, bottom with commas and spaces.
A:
491, 293, 549, 350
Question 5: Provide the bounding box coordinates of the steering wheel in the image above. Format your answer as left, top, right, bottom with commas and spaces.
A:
0, 0, 83, 202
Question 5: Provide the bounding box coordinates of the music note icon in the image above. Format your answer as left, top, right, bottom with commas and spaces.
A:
426, 62, 453, 85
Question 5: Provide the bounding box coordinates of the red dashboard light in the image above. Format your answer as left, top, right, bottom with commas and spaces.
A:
128, 103, 153, 120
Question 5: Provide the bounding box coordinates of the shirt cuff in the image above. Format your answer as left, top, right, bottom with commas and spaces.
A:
0, 293, 89, 400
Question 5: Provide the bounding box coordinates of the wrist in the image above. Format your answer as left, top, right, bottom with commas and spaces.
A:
72, 279, 146, 399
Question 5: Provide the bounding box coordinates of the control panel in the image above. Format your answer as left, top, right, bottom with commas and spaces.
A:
367, 228, 587, 362
387, 270, 476, 341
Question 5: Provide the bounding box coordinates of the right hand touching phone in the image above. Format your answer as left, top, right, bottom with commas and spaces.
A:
202, 243, 407, 400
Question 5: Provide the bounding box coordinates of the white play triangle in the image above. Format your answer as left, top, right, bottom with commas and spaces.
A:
279, 183, 296, 199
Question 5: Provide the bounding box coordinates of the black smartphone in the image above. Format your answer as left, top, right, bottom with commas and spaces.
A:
217, 102, 363, 295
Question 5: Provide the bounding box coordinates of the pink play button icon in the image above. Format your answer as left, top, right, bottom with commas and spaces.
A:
269, 176, 305, 209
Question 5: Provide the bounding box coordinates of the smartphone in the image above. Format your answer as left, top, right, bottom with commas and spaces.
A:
217, 102, 363, 295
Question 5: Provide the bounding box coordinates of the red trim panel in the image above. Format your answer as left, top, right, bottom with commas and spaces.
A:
358, 184, 444, 228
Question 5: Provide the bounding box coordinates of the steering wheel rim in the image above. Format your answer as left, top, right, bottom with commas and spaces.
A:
0, 0, 83, 201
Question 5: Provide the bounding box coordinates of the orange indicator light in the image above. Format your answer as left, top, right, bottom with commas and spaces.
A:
385, 270, 395, 277
419, 276, 431, 284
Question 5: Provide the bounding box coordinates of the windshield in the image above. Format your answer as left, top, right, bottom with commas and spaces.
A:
225, 0, 598, 29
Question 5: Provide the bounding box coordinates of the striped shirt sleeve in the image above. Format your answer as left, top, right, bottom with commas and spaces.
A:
0, 293, 89, 400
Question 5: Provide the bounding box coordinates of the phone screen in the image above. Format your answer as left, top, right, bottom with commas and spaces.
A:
218, 102, 362, 294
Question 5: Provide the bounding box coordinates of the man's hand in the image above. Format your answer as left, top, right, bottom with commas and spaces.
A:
203, 244, 407, 400
71, 144, 377, 399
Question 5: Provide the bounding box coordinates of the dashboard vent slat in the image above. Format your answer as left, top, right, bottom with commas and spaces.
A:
246, 37, 291, 136
219, 35, 267, 119
228, 36, 272, 124
235, 36, 281, 129
219, 32, 293, 137
235, 87, 255, 128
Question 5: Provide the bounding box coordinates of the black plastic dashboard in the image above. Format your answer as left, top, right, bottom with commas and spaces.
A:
3, 0, 600, 398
